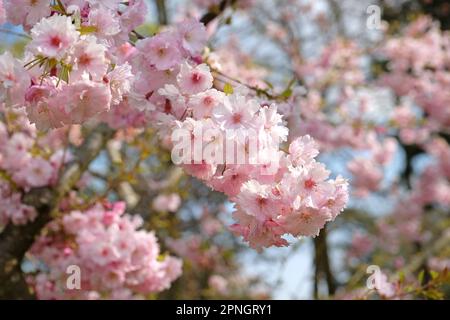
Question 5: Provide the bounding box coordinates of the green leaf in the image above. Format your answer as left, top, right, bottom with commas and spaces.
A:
280, 88, 293, 98
398, 271, 405, 284
46, 58, 57, 70
279, 78, 296, 99
56, 0, 67, 14
430, 270, 439, 280
423, 288, 444, 300
78, 25, 98, 35
50, 5, 64, 14
51, 0, 67, 15
223, 83, 233, 95
135, 23, 160, 37
418, 270, 425, 284
57, 63, 72, 84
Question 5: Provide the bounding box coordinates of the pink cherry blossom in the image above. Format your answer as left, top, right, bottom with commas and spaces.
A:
0, 52, 30, 108
288, 135, 319, 166
189, 89, 224, 119
57, 79, 112, 125
105, 63, 133, 106
4, 0, 51, 28
210, 165, 251, 197
12, 156, 53, 189
256, 104, 289, 143
28, 15, 79, 59
0, 0, 350, 263
137, 32, 182, 71
208, 275, 228, 295
27, 78, 112, 130
104, 99, 149, 129
28, 202, 182, 299
177, 62, 213, 95
25, 80, 66, 130
235, 180, 283, 219
347, 158, 383, 197
0, 179, 37, 226
213, 93, 259, 131
86, 6, 121, 38
71, 35, 108, 81
152, 193, 182, 212
177, 19, 208, 56
119, 0, 148, 34
374, 272, 396, 299
0, 1, 5, 25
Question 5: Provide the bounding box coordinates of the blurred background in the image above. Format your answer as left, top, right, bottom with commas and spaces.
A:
1, 0, 450, 299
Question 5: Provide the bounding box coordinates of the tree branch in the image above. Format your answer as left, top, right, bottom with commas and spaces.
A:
313, 226, 336, 299
402, 231, 450, 276
200, 0, 237, 26
155, 0, 168, 25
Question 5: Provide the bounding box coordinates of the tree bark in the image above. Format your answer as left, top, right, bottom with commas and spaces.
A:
313, 226, 336, 299
155, 0, 168, 25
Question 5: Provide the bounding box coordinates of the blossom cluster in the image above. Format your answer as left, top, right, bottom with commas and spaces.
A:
0, 106, 69, 226
150, 62, 348, 249
27, 202, 182, 299
296, 39, 365, 89
347, 134, 397, 196
167, 235, 222, 270
0, 178, 37, 226
380, 16, 450, 129
123, 9, 348, 249
152, 193, 182, 213
0, 0, 349, 251
1, 0, 146, 130
278, 37, 403, 198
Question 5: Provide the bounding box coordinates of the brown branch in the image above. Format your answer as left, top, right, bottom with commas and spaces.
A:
200, 0, 237, 26
0, 188, 53, 299
0, 124, 114, 299
313, 226, 336, 299
155, 0, 168, 25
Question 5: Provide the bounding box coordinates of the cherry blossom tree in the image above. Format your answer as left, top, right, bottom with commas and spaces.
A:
0, 0, 448, 300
